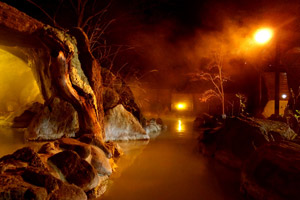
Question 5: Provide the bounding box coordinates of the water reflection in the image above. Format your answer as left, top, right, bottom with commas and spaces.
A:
0, 127, 25, 157
102, 118, 241, 200
176, 119, 185, 133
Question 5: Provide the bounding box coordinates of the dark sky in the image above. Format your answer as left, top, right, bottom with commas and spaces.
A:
2, 0, 300, 89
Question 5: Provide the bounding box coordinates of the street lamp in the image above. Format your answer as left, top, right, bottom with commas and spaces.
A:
254, 28, 273, 44
254, 27, 280, 116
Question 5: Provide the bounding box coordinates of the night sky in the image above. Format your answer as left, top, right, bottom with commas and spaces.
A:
2, 0, 300, 90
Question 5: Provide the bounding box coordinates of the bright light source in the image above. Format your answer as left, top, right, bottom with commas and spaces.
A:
282, 94, 287, 99
254, 28, 273, 44
176, 103, 187, 110
177, 119, 184, 132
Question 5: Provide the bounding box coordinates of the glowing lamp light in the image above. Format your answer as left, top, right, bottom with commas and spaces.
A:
176, 103, 187, 110
281, 94, 287, 99
254, 28, 273, 44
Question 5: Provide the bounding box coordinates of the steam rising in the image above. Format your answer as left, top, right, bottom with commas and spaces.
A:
121, 0, 300, 88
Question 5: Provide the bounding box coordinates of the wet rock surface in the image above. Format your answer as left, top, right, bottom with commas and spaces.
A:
144, 118, 165, 138
198, 117, 297, 168
241, 141, 300, 200
48, 150, 99, 192
0, 174, 48, 200
86, 175, 109, 199
26, 98, 79, 141
105, 141, 123, 158
90, 146, 112, 176
103, 87, 120, 111
104, 104, 149, 141
0, 147, 47, 171
48, 183, 87, 200
0, 138, 118, 200
101, 68, 142, 121
58, 138, 91, 159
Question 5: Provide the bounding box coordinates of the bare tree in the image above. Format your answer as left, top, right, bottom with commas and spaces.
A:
190, 49, 229, 118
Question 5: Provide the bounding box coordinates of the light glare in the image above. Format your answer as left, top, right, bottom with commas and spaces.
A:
176, 103, 187, 110
254, 28, 273, 44
282, 94, 287, 99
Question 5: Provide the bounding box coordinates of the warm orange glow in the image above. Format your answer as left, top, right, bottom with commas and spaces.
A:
254, 28, 273, 44
177, 119, 184, 132
176, 103, 187, 110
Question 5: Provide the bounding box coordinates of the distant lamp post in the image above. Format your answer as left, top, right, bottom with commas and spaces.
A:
282, 94, 287, 99
254, 27, 280, 116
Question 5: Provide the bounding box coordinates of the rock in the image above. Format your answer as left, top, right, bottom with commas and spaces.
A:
286, 113, 299, 134
193, 113, 221, 130
88, 146, 112, 176
48, 183, 87, 200
101, 68, 142, 121
86, 175, 109, 199
104, 104, 149, 141
0, 147, 47, 171
12, 102, 43, 128
78, 134, 112, 158
21, 167, 61, 193
156, 118, 163, 126
0, 159, 28, 174
0, 174, 47, 200
144, 118, 163, 138
58, 138, 91, 159
48, 150, 99, 191
38, 142, 61, 155
26, 97, 79, 141
105, 141, 123, 158
199, 117, 297, 169
103, 87, 120, 111
241, 141, 300, 200
22, 167, 87, 200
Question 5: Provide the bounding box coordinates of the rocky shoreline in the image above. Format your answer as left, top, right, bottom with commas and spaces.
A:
195, 116, 300, 199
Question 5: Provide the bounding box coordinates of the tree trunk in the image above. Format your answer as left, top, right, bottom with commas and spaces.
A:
68, 27, 105, 137
0, 2, 111, 156
43, 30, 110, 157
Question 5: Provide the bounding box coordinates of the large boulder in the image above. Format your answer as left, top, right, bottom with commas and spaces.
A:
241, 141, 300, 200
102, 87, 120, 111
58, 138, 91, 159
101, 68, 142, 121
104, 104, 149, 141
199, 117, 297, 168
26, 97, 79, 141
48, 150, 99, 192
